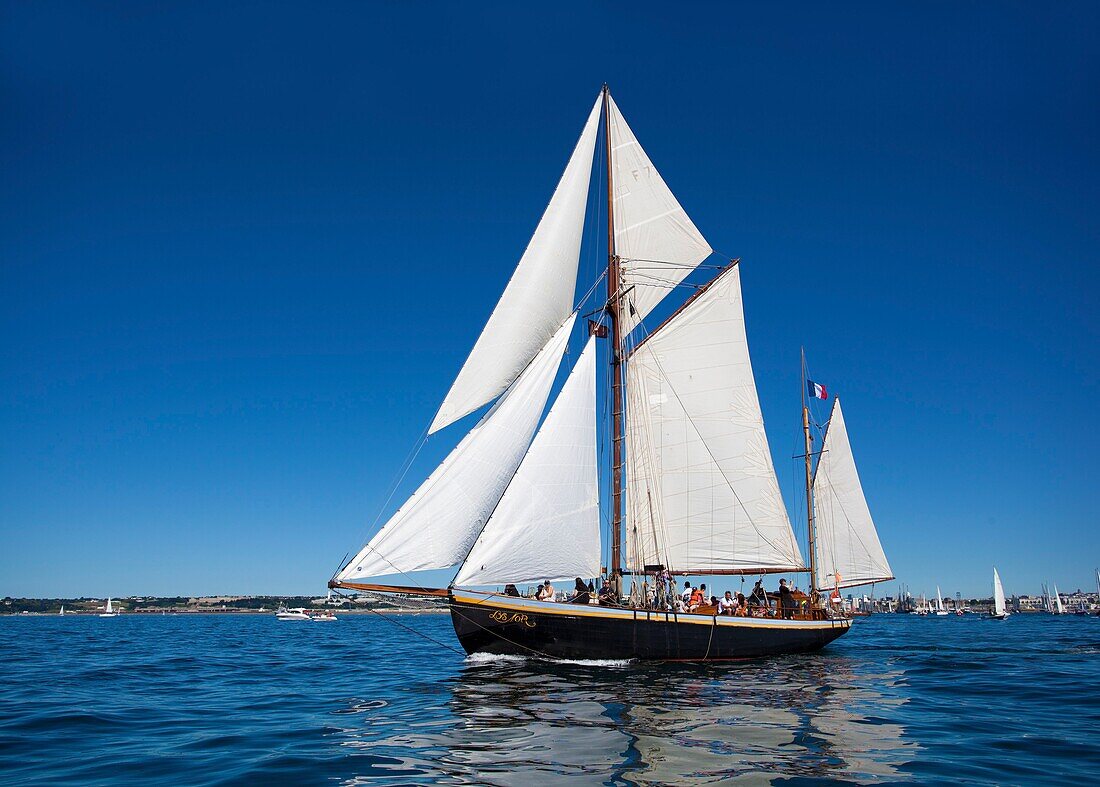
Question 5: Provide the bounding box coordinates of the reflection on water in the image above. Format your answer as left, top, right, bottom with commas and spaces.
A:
340, 645, 913, 785
5, 613, 1098, 785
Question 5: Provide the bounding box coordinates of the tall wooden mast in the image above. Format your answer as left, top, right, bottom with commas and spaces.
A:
801, 348, 818, 602
603, 84, 624, 589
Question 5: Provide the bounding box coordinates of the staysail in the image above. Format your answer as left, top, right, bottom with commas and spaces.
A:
429, 96, 602, 434
625, 265, 804, 575
606, 95, 713, 334
812, 398, 894, 590
336, 316, 576, 582
454, 337, 599, 586
992, 568, 1007, 616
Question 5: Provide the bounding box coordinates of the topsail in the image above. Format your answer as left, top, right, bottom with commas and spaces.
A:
429, 96, 602, 434
607, 95, 713, 334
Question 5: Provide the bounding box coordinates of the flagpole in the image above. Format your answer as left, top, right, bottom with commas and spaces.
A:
802, 347, 819, 610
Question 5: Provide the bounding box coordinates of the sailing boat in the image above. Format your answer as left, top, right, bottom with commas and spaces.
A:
1051, 584, 1066, 615
934, 587, 948, 616
59, 605, 65, 616
330, 87, 892, 660
99, 598, 118, 618
990, 569, 1009, 620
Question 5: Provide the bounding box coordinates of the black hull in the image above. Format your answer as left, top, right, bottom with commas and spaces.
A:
449, 590, 850, 661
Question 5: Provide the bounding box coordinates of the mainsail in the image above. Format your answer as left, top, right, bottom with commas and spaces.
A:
429, 95, 602, 434
336, 316, 576, 582
606, 95, 713, 334
812, 398, 893, 590
454, 337, 599, 586
625, 265, 804, 574
1053, 584, 1065, 614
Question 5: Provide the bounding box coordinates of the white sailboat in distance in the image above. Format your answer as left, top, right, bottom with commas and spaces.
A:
934, 587, 949, 615
1051, 584, 1066, 615
990, 569, 1009, 620
98, 598, 118, 618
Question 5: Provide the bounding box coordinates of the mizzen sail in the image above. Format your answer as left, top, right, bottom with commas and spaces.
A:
429, 96, 601, 434
625, 265, 804, 574
337, 315, 576, 582
812, 398, 893, 590
607, 95, 713, 334
454, 336, 599, 586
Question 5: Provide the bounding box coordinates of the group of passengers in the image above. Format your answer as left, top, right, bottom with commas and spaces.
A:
511, 573, 802, 619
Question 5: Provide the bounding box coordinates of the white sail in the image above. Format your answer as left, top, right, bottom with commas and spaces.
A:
992, 568, 1006, 616
607, 95, 713, 334
1053, 584, 1065, 614
429, 96, 602, 434
936, 587, 944, 612
812, 398, 894, 590
105, 598, 113, 614
626, 265, 804, 574
337, 316, 576, 582
455, 337, 599, 587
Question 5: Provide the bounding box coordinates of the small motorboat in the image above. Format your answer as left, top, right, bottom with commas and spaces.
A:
275, 607, 311, 621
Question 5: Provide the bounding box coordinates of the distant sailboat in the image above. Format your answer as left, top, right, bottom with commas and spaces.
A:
99, 598, 118, 618
990, 569, 1009, 620
1051, 584, 1066, 615
934, 587, 948, 615
59, 605, 65, 616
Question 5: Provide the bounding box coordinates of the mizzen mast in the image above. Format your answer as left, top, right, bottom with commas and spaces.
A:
602, 84, 625, 592
802, 348, 819, 604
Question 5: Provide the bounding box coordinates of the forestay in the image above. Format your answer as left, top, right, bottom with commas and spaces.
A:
336, 316, 576, 582
429, 95, 602, 434
625, 265, 804, 574
607, 95, 713, 334
454, 337, 599, 586
812, 398, 893, 590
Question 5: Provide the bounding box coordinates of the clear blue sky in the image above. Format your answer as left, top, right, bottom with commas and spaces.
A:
2, 2, 1097, 600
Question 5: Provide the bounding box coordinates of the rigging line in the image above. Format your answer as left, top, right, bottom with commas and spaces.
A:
330, 588, 465, 656
339, 419, 431, 575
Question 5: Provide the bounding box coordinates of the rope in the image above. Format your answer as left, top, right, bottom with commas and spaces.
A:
330, 588, 465, 657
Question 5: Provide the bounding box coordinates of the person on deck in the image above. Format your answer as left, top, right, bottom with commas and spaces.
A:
718, 591, 737, 616
778, 578, 794, 619
688, 586, 704, 611
598, 579, 617, 606
536, 580, 556, 602
503, 584, 520, 597
735, 593, 748, 616
681, 581, 693, 605
571, 577, 591, 605
749, 579, 767, 608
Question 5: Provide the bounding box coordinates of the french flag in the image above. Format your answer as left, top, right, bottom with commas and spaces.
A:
807, 380, 828, 400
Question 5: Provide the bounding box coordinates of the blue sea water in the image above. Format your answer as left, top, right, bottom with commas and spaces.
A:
1, 612, 1098, 785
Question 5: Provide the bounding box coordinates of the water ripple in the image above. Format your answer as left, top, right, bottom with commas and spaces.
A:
2, 613, 1099, 784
